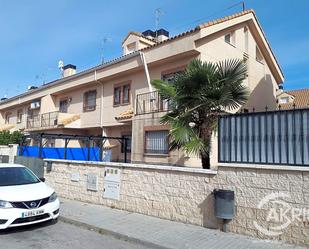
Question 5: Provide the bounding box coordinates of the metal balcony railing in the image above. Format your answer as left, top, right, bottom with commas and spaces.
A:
26, 111, 59, 129
136, 91, 170, 115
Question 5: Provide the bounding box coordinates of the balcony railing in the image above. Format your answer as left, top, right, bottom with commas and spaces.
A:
26, 111, 59, 129
136, 91, 170, 115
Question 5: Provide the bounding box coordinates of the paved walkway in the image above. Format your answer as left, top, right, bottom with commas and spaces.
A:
60, 199, 305, 249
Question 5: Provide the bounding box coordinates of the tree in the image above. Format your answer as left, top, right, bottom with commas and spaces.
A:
0, 130, 23, 145
152, 59, 249, 169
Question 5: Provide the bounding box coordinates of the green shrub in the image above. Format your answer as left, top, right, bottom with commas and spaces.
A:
0, 131, 23, 145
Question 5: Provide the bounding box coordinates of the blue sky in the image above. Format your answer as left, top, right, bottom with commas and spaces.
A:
0, 0, 308, 98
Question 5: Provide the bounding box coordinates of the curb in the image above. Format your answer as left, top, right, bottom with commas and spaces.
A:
59, 216, 170, 249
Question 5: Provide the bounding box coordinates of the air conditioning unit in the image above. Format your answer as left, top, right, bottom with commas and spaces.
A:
30, 101, 40, 109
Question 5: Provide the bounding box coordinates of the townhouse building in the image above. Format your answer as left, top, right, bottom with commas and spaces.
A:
0, 10, 284, 167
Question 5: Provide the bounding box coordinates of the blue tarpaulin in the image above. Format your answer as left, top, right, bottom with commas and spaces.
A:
18, 146, 111, 162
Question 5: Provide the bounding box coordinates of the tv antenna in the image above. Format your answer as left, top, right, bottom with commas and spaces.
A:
34, 73, 47, 85
58, 60, 64, 77
155, 8, 164, 40
100, 37, 112, 64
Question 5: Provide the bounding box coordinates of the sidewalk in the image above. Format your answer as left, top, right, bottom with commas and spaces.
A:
59, 198, 304, 249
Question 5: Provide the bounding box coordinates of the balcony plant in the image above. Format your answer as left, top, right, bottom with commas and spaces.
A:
152, 59, 248, 169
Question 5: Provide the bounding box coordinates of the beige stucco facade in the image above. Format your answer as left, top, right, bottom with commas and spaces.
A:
0, 10, 284, 167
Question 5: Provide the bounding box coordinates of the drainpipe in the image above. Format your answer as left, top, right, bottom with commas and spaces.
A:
94, 70, 109, 160
140, 52, 152, 92
94, 70, 104, 128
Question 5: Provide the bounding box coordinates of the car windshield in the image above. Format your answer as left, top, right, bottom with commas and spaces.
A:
0, 167, 40, 186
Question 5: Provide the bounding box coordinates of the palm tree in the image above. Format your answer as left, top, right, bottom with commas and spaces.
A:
151, 59, 249, 169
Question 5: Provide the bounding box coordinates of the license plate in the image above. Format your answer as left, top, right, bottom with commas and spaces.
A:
21, 209, 44, 218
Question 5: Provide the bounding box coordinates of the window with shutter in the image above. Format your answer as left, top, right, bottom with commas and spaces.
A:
83, 90, 97, 112
122, 84, 130, 104
113, 83, 131, 106
145, 130, 169, 154
114, 86, 121, 105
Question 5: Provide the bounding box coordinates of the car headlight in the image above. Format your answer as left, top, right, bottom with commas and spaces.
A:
0, 200, 13, 209
48, 192, 58, 203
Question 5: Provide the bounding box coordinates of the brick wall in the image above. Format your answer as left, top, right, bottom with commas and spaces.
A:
44, 160, 309, 246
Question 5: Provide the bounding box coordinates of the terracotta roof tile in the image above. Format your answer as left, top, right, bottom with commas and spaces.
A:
59, 114, 81, 125
139, 9, 283, 80
115, 109, 134, 121
140, 10, 254, 52
279, 89, 309, 110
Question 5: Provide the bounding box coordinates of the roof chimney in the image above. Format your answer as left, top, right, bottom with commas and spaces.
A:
142, 29, 169, 42
156, 29, 169, 42
142, 30, 156, 40
63, 64, 76, 77
28, 85, 38, 91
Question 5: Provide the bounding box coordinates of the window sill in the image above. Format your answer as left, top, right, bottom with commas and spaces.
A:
144, 153, 169, 157
83, 108, 96, 113
113, 103, 130, 107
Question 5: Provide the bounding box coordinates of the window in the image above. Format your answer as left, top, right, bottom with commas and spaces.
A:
114, 83, 131, 106
17, 110, 23, 123
279, 97, 290, 104
162, 70, 184, 83
121, 134, 132, 153
83, 90, 97, 112
145, 130, 169, 154
59, 99, 68, 113
123, 84, 130, 104
224, 32, 235, 46
256, 46, 264, 63
5, 112, 11, 124
225, 33, 231, 43
114, 86, 121, 105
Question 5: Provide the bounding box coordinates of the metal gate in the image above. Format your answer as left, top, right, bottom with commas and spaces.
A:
14, 156, 44, 178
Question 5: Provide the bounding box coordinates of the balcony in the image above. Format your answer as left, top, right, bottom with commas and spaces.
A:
26, 111, 82, 130
26, 111, 59, 130
136, 91, 170, 115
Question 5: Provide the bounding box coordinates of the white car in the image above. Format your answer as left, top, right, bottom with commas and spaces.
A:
0, 164, 60, 229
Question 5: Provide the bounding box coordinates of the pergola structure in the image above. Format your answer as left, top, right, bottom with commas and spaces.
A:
19, 133, 129, 163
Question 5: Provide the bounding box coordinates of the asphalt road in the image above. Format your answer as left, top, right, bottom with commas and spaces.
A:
0, 220, 153, 249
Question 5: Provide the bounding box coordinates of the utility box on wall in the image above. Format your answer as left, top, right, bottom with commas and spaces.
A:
103, 167, 121, 200
87, 173, 98, 191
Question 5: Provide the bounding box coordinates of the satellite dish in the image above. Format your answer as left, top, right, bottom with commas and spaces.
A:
58, 60, 64, 70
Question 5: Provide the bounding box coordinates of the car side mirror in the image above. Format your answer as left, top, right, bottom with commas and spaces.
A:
39, 177, 45, 182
